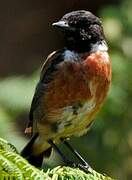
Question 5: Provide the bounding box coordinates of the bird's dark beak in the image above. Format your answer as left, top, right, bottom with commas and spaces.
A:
52, 21, 69, 29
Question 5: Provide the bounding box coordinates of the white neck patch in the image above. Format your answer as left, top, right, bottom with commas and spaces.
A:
63, 50, 79, 62
91, 41, 108, 53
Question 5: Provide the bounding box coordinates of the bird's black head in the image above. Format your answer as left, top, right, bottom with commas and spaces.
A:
53, 10, 106, 53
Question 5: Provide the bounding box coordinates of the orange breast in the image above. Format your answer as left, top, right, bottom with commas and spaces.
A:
83, 51, 111, 103
42, 51, 111, 123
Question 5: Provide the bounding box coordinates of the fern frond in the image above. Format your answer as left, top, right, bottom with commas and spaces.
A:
0, 138, 18, 153
0, 137, 116, 180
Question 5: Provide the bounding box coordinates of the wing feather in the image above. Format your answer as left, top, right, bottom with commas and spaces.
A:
25, 49, 65, 132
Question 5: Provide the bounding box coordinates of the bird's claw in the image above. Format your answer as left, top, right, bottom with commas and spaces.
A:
65, 160, 91, 173
77, 163, 91, 173
65, 160, 77, 168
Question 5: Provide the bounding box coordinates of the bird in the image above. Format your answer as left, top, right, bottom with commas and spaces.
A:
21, 10, 111, 170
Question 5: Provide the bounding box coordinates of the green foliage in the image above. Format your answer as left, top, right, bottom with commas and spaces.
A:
0, 138, 114, 180
49, 166, 114, 180
0, 138, 49, 179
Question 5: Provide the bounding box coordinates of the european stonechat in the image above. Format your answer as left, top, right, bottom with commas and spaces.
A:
21, 10, 111, 170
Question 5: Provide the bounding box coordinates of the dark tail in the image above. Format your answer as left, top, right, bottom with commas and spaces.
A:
21, 133, 52, 167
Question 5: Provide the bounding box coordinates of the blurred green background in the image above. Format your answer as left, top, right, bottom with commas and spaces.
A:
0, 0, 132, 179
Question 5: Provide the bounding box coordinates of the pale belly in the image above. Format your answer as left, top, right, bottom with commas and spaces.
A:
52, 99, 98, 138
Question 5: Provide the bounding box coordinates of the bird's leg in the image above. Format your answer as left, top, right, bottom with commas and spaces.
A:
48, 139, 76, 167
48, 139, 91, 172
61, 139, 91, 172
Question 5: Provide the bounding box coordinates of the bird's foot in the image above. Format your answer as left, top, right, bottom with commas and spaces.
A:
77, 163, 91, 173
64, 159, 77, 168
65, 160, 91, 173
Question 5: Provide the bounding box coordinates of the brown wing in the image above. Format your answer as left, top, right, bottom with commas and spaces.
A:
25, 48, 65, 133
